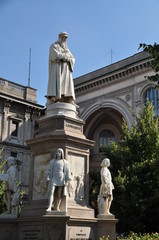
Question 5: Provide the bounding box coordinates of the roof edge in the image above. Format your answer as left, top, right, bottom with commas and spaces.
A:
74, 51, 150, 86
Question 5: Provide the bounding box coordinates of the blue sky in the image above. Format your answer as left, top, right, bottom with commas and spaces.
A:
0, 0, 159, 106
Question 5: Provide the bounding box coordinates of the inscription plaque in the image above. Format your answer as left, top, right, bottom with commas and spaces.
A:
65, 120, 82, 133
68, 226, 93, 240
19, 228, 42, 240
70, 239, 92, 240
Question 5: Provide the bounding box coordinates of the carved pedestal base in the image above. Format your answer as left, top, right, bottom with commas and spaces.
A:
0, 219, 17, 240
21, 112, 94, 218
46, 102, 78, 119
0, 215, 97, 240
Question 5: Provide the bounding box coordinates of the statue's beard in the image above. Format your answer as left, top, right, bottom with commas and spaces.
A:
60, 42, 68, 50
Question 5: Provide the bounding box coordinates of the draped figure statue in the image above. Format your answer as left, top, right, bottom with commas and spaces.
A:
47, 32, 75, 104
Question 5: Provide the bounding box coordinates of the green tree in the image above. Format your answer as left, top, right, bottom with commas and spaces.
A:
90, 102, 159, 233
139, 43, 159, 84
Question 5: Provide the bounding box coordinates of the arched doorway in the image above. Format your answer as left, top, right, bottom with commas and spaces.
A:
84, 108, 124, 168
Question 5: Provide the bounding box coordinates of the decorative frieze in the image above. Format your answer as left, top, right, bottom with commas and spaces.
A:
75, 60, 151, 95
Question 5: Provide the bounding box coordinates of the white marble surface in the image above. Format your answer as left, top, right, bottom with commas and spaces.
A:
32, 153, 50, 200
98, 158, 114, 215
47, 32, 75, 102
67, 154, 85, 201
45, 102, 78, 118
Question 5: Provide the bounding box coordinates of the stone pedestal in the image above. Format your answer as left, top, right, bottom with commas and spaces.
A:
18, 104, 97, 239
46, 102, 78, 119
0, 215, 118, 240
20, 110, 94, 218
0, 215, 69, 240
0, 215, 97, 240
18, 215, 69, 240
97, 214, 118, 240
0, 219, 18, 240
0, 102, 118, 240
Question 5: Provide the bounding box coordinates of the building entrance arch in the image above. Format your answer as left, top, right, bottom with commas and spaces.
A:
79, 98, 134, 168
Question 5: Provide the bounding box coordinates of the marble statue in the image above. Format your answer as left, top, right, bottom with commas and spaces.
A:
47, 32, 75, 104
0, 156, 20, 217
67, 172, 76, 198
67, 173, 84, 201
75, 174, 84, 200
46, 148, 70, 211
98, 158, 114, 215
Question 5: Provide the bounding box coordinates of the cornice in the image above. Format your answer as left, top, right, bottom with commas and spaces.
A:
0, 77, 37, 91
0, 92, 44, 110
0, 141, 29, 150
75, 59, 151, 96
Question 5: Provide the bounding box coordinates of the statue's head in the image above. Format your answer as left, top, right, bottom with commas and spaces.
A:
58, 32, 68, 47
55, 148, 64, 160
58, 31, 68, 39
7, 156, 15, 166
101, 158, 110, 168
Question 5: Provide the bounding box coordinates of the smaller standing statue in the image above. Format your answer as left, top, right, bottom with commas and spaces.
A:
46, 148, 70, 211
0, 156, 20, 217
98, 158, 114, 215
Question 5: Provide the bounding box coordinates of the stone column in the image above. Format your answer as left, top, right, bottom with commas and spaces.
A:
2, 100, 11, 142
24, 108, 32, 144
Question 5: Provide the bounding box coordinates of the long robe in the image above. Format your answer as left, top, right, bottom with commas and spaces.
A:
47, 42, 75, 100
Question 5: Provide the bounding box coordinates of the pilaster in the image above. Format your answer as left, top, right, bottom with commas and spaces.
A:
2, 100, 11, 141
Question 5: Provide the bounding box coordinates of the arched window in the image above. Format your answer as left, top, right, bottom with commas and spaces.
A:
144, 88, 159, 117
99, 129, 115, 150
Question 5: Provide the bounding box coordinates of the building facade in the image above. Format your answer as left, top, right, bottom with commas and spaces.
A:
0, 78, 43, 195
74, 52, 156, 169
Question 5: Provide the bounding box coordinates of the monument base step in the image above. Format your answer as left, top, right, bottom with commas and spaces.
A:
0, 214, 117, 240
